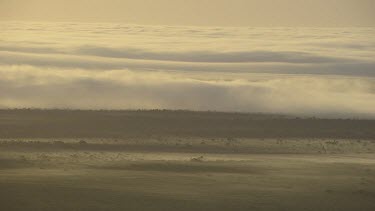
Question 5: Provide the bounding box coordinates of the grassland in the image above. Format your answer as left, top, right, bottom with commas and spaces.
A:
0, 110, 374, 211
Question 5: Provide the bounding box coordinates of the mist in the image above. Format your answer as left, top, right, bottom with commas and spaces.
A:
0, 22, 374, 118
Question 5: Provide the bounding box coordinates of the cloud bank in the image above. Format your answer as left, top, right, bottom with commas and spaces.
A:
0, 22, 375, 118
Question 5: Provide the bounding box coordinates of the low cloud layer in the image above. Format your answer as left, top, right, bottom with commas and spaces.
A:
1, 22, 375, 118
1, 66, 374, 118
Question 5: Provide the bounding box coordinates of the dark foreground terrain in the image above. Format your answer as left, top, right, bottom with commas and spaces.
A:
1, 109, 374, 139
0, 110, 375, 211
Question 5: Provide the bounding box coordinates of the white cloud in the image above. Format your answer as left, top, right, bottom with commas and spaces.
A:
0, 22, 375, 117
0, 66, 374, 118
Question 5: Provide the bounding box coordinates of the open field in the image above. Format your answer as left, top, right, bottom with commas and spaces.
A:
1, 109, 375, 139
1, 110, 375, 211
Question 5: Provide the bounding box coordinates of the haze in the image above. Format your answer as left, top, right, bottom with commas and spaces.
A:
1, 1, 375, 211
0, 0, 375, 118
1, 0, 375, 27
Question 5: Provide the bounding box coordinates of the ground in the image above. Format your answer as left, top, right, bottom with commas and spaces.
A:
1, 137, 374, 211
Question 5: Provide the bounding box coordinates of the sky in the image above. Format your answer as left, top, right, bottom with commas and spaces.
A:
1, 0, 375, 27
0, 1, 375, 118
1, 22, 375, 117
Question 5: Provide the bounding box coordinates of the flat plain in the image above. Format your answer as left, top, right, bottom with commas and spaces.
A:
1, 110, 374, 211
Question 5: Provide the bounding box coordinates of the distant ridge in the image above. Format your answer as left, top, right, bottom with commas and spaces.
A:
0, 109, 374, 139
